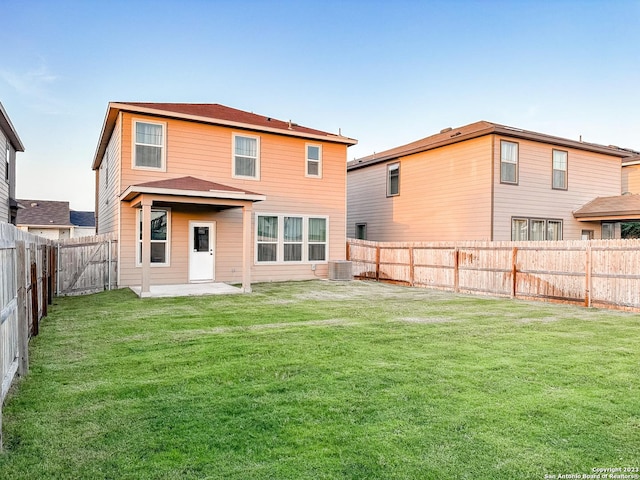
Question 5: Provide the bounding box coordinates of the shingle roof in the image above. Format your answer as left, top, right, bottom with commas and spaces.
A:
121, 102, 335, 137
133, 176, 260, 195
15, 199, 72, 226
573, 195, 640, 219
348, 121, 639, 171
70, 210, 95, 227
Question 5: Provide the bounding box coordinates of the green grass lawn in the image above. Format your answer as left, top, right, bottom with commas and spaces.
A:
1, 280, 639, 479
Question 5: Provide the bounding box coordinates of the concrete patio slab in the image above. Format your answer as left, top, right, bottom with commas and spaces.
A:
130, 283, 243, 298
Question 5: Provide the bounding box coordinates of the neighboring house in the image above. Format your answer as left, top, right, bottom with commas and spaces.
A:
347, 121, 640, 242
15, 199, 96, 239
70, 210, 97, 237
0, 102, 25, 224
92, 102, 357, 295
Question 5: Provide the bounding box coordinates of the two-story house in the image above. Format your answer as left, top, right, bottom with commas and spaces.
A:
347, 121, 639, 242
92, 102, 356, 296
0, 102, 25, 224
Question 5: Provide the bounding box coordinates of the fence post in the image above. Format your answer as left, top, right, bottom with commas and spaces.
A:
41, 245, 48, 318
16, 241, 29, 376
375, 245, 380, 282
453, 248, 460, 292
30, 259, 39, 337
511, 247, 518, 298
585, 244, 592, 308
409, 246, 414, 287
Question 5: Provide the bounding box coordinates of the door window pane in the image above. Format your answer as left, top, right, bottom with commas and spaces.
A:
194, 227, 209, 252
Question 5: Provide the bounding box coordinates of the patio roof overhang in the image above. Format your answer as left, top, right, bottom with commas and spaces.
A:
573, 194, 640, 222
124, 176, 264, 297
120, 176, 266, 206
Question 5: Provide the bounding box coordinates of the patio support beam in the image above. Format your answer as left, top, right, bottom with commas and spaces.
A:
141, 199, 152, 297
242, 203, 253, 293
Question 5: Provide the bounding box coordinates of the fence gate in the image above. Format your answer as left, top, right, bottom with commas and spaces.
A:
56, 234, 117, 296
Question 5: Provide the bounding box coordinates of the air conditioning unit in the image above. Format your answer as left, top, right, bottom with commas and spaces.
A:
328, 260, 352, 281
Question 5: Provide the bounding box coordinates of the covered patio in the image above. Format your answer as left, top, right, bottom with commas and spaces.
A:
120, 176, 266, 297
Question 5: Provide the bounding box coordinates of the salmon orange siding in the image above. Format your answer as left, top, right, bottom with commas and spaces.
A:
347, 136, 493, 241
110, 110, 350, 287
492, 136, 622, 240
622, 165, 640, 194
348, 126, 628, 243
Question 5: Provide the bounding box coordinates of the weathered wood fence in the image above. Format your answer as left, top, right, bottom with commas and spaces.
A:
56, 233, 118, 296
0, 226, 117, 449
0, 223, 54, 449
347, 238, 640, 311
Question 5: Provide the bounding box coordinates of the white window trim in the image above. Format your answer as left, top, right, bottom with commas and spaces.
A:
232, 133, 261, 180
387, 163, 400, 197
255, 213, 329, 264
500, 140, 519, 185
136, 207, 171, 267
552, 149, 568, 190
305, 143, 322, 178
132, 119, 167, 172
6, 140, 10, 183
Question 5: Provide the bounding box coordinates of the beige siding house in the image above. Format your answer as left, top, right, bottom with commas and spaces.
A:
0, 102, 24, 224
348, 121, 639, 242
92, 102, 356, 295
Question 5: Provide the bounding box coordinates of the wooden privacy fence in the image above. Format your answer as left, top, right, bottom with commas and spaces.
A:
347, 238, 640, 311
0, 223, 54, 450
56, 233, 117, 296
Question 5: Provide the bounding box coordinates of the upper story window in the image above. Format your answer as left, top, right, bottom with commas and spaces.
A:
387, 163, 400, 196
552, 149, 568, 190
306, 144, 322, 178
233, 134, 260, 180
500, 141, 518, 184
356, 223, 367, 240
134, 120, 165, 170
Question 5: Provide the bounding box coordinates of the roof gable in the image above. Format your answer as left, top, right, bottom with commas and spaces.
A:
348, 121, 639, 171
0, 102, 25, 152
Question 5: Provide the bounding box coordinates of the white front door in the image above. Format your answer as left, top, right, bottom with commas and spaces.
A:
189, 221, 215, 282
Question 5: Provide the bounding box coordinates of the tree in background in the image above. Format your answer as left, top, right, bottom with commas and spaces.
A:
622, 222, 640, 238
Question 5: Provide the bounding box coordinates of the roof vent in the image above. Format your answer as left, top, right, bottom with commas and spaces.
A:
440, 127, 452, 133
31, 202, 38, 207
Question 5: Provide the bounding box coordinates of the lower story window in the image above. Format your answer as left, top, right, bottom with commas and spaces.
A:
355, 223, 367, 240
137, 208, 170, 265
511, 217, 562, 241
602, 222, 616, 239
256, 214, 328, 263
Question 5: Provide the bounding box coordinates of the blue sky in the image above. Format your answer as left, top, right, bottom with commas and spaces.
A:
2, 0, 639, 210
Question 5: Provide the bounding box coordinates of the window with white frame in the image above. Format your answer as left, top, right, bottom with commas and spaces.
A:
137, 208, 170, 265
284, 216, 303, 261
500, 140, 518, 184
256, 214, 328, 263
552, 149, 568, 190
308, 217, 327, 261
233, 134, 260, 179
511, 217, 563, 241
134, 120, 165, 170
306, 144, 322, 177
387, 163, 400, 196
257, 215, 278, 262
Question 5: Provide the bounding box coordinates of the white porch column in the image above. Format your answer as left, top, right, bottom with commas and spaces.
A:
242, 203, 253, 293
141, 199, 152, 296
